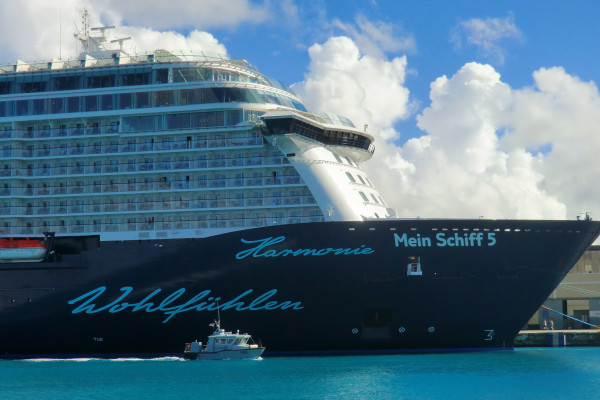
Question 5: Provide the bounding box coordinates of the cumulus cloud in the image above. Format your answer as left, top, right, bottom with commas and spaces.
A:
292, 36, 411, 142
117, 27, 228, 58
0, 0, 232, 64
294, 33, 600, 221
402, 63, 566, 219
505, 67, 600, 218
451, 13, 522, 64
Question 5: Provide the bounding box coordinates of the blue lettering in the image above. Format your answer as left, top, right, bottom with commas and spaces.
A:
67, 286, 303, 323
236, 236, 374, 259
68, 286, 133, 314
235, 236, 286, 259
131, 289, 164, 312
436, 233, 447, 247
220, 290, 255, 311
394, 233, 432, 247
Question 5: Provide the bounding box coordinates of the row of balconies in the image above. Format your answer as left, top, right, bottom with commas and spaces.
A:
2, 137, 264, 158
0, 195, 316, 216
0, 176, 303, 197
1, 156, 290, 177
0, 124, 118, 139
2, 216, 324, 236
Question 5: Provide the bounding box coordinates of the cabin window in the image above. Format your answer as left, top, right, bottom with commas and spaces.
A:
66, 97, 80, 113
84, 96, 97, 112
21, 81, 47, 93
52, 76, 80, 91
86, 74, 116, 89
32, 99, 45, 115
0, 81, 11, 94
136, 92, 150, 108
121, 72, 151, 86
120, 93, 133, 109
155, 69, 169, 84
50, 98, 64, 114
101, 94, 114, 110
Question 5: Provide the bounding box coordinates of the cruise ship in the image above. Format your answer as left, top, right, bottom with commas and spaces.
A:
0, 15, 598, 358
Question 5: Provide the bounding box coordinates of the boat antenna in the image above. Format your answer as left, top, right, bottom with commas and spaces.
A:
217, 300, 221, 329
209, 300, 221, 331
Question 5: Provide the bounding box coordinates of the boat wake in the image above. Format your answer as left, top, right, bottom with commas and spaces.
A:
19, 356, 184, 362
21, 358, 97, 362
110, 357, 184, 362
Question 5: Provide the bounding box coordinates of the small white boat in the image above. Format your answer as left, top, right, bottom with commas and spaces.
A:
183, 320, 265, 360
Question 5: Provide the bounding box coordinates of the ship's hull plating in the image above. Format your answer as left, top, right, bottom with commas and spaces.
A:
0, 219, 598, 358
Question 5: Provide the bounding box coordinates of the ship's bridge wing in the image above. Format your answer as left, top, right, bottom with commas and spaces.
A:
261, 110, 375, 162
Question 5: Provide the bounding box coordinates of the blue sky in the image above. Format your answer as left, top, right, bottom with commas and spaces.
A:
1, 0, 599, 221
210, 0, 600, 140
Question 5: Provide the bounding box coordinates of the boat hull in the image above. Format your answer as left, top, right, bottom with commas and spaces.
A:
0, 219, 598, 358
184, 348, 265, 360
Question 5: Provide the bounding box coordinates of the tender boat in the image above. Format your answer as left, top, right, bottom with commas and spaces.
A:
183, 320, 265, 360
0, 238, 47, 263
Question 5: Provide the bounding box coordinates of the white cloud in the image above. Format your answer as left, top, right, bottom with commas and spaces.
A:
451, 13, 522, 64
0, 0, 236, 64
117, 27, 228, 58
97, 0, 269, 30
505, 67, 600, 218
403, 62, 566, 219
332, 14, 415, 59
294, 32, 600, 221
292, 36, 411, 142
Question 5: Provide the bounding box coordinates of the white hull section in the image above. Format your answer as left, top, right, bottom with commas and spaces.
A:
191, 347, 265, 360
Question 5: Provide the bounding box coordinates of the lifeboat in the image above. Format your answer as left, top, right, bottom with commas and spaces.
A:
0, 237, 47, 263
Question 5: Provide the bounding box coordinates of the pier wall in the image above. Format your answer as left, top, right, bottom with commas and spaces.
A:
515, 330, 600, 347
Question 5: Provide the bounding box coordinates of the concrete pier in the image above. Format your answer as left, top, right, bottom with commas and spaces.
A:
515, 330, 600, 347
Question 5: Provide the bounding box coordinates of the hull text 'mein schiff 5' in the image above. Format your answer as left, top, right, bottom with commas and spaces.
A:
0, 15, 598, 358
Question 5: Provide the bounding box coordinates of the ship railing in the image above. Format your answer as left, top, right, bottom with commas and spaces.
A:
6, 191, 317, 215
7, 214, 329, 236
2, 134, 265, 162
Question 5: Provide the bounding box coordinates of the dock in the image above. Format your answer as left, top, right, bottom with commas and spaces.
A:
515, 330, 600, 347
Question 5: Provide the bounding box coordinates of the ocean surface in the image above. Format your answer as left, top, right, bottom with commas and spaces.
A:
1, 348, 599, 399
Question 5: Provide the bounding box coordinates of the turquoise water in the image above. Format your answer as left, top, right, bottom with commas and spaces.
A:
1, 348, 599, 399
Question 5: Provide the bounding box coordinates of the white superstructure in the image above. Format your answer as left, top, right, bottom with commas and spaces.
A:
0, 18, 393, 241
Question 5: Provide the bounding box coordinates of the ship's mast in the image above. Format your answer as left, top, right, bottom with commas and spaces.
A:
73, 9, 117, 54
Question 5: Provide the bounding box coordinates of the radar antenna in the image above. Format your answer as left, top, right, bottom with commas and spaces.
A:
73, 9, 116, 53
111, 37, 132, 51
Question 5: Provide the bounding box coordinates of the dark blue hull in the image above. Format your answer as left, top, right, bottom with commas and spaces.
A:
0, 219, 598, 358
